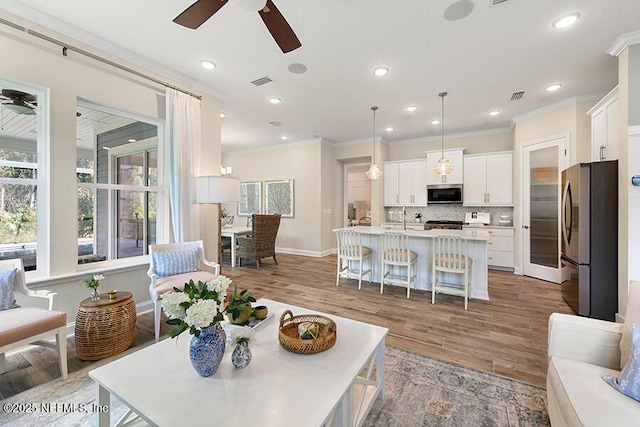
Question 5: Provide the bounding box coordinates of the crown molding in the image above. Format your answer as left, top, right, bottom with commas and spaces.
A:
511, 94, 603, 124
388, 127, 512, 146
608, 31, 640, 57
222, 137, 324, 155
0, 2, 221, 98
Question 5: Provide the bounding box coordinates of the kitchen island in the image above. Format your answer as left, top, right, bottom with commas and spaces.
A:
334, 226, 490, 300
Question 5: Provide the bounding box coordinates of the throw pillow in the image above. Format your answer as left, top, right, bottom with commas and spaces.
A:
153, 247, 199, 278
0, 268, 18, 311
621, 281, 640, 367
604, 323, 640, 401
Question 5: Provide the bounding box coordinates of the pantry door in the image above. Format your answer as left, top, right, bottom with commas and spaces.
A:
521, 136, 567, 283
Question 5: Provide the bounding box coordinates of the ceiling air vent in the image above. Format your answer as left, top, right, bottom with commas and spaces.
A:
251, 76, 273, 86
510, 91, 525, 101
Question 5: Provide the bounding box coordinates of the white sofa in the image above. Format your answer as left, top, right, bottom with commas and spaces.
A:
547, 312, 640, 426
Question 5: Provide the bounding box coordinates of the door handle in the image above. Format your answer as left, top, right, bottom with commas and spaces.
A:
522, 225, 530, 229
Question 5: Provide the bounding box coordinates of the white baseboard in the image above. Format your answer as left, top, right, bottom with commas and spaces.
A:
275, 247, 323, 257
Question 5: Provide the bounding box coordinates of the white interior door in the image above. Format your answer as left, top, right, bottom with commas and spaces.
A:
521, 136, 567, 283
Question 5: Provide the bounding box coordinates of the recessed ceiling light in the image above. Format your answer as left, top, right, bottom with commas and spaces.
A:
281, 136, 288, 140
128, 139, 137, 142
405, 105, 418, 112
199, 59, 216, 70
488, 110, 501, 116
373, 66, 389, 77
552, 13, 580, 29
269, 97, 281, 104
219, 112, 226, 118
384, 127, 394, 132
431, 119, 441, 125
545, 83, 562, 92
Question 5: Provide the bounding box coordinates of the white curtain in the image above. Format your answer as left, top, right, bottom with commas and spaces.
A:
166, 88, 201, 242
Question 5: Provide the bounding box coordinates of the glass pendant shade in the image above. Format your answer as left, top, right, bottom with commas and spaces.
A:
434, 92, 453, 176
434, 157, 453, 176
366, 163, 383, 179
367, 106, 382, 180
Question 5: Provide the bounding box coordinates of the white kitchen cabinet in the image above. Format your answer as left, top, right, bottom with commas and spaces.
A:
588, 86, 619, 162
383, 160, 427, 205
463, 152, 513, 206
383, 163, 399, 205
426, 148, 464, 185
471, 227, 514, 270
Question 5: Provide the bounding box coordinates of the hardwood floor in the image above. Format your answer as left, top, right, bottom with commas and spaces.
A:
0, 253, 574, 399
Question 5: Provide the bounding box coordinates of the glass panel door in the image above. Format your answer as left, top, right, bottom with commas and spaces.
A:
522, 137, 565, 283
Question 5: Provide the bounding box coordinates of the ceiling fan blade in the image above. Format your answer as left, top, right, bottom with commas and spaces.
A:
173, 0, 229, 29
258, 0, 301, 53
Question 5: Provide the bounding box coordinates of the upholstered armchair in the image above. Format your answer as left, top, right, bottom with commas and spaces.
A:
237, 214, 281, 269
148, 241, 220, 342
0, 258, 68, 379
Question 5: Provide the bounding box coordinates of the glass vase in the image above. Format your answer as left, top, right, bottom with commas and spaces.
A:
189, 323, 226, 377
231, 342, 252, 369
90, 288, 101, 301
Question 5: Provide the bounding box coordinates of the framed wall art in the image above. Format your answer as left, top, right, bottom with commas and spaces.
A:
265, 179, 294, 217
238, 181, 262, 216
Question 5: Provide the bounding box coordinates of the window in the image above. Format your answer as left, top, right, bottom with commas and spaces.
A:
0, 79, 46, 274
76, 102, 162, 265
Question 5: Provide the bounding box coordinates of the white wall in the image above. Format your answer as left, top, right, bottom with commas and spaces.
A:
1, 11, 222, 321
222, 139, 324, 256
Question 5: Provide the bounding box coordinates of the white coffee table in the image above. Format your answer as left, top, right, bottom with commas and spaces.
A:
89, 299, 388, 427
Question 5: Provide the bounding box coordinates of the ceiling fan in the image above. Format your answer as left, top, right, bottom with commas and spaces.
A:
0, 89, 37, 115
173, 0, 302, 53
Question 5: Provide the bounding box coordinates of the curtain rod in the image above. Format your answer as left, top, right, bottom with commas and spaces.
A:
0, 17, 203, 100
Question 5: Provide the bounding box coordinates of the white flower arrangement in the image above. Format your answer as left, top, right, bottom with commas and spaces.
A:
230, 326, 256, 346
161, 276, 231, 338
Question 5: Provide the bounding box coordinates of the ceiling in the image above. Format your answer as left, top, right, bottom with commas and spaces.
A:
2, 0, 640, 152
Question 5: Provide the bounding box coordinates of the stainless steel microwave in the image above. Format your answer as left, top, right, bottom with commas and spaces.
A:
427, 184, 463, 204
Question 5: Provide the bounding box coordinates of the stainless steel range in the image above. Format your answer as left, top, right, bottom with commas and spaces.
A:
423, 220, 464, 230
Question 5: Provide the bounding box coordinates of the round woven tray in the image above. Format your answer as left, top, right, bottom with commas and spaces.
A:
278, 310, 337, 354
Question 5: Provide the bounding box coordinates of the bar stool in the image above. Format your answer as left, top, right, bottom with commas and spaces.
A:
380, 232, 417, 298
432, 234, 472, 310
336, 229, 372, 289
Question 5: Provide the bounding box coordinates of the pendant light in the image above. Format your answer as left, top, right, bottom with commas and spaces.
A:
366, 106, 383, 180
434, 92, 453, 178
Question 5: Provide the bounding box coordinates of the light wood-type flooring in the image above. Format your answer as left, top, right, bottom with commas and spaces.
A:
0, 253, 574, 399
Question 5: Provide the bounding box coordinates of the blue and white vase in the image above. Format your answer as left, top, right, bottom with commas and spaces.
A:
189, 323, 226, 377
231, 342, 252, 369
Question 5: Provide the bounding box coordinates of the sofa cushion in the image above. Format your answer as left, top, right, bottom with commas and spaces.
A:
0, 268, 17, 311
621, 281, 640, 366
548, 355, 640, 426
153, 247, 199, 278
604, 324, 640, 401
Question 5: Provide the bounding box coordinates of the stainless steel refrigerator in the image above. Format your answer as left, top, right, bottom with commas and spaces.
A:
560, 160, 618, 321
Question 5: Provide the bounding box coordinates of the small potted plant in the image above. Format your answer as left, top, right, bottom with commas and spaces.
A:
415, 212, 422, 223
83, 273, 104, 301
224, 286, 257, 325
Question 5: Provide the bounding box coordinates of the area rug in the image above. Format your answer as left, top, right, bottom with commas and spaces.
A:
1, 346, 549, 426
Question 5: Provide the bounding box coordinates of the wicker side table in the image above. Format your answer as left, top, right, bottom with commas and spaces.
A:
75, 291, 136, 361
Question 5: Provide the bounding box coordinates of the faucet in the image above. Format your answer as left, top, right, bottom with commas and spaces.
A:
402, 205, 406, 231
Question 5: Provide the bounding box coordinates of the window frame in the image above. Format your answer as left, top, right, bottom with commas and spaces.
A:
0, 78, 49, 281
75, 99, 165, 271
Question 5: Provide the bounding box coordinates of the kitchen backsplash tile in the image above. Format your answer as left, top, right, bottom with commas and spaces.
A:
385, 205, 514, 226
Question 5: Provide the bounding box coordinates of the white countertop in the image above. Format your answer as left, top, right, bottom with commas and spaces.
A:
335, 226, 490, 241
